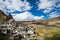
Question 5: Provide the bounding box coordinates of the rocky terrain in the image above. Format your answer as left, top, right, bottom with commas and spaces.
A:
0, 10, 38, 40
0, 10, 60, 40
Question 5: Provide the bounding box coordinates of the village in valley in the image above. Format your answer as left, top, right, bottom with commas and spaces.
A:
0, 19, 38, 40
0, 10, 39, 40
0, 10, 60, 40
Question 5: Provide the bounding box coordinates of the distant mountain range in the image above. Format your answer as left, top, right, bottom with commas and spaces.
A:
0, 10, 60, 27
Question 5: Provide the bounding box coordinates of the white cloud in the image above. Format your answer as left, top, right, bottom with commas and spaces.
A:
43, 8, 53, 13
37, 0, 60, 13
12, 12, 44, 21
0, 0, 44, 21
0, 0, 32, 13
49, 11, 60, 18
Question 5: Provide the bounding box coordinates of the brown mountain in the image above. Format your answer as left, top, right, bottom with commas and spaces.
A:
0, 10, 13, 22
0, 10, 7, 22
0, 10, 60, 26
45, 16, 60, 25
16, 16, 60, 27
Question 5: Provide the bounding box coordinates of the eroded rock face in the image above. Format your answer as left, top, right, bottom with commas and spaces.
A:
0, 10, 7, 22
0, 10, 13, 22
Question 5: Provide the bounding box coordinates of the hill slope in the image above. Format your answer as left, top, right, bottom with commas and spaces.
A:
17, 16, 60, 28
0, 10, 7, 22
0, 10, 13, 22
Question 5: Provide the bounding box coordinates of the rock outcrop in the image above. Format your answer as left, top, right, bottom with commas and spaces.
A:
0, 10, 13, 22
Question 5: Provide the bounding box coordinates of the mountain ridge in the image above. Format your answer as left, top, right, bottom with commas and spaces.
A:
0, 10, 60, 26
0, 10, 13, 22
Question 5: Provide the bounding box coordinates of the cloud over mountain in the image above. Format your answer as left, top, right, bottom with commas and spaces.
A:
12, 12, 44, 21
0, 0, 60, 21
49, 11, 60, 18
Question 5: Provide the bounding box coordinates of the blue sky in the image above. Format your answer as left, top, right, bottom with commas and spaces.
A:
0, 0, 60, 21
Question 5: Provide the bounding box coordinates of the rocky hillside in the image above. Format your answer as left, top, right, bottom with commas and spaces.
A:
0, 10, 7, 22
0, 10, 13, 22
